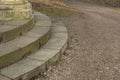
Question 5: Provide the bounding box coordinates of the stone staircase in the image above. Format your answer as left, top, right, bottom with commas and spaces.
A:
0, 11, 68, 80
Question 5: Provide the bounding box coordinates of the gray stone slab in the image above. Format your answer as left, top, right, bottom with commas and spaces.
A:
34, 11, 46, 16
5, 20, 28, 26
35, 15, 50, 21
0, 25, 17, 32
24, 24, 51, 47
0, 75, 11, 80
42, 33, 68, 50
28, 48, 61, 68
36, 20, 52, 27
11, 36, 39, 54
0, 42, 20, 58
24, 31, 43, 38
0, 25, 22, 43
11, 36, 38, 48
28, 49, 59, 61
4, 18, 34, 33
52, 33, 68, 39
0, 22, 68, 80
1, 58, 45, 80
27, 25, 51, 35
52, 21, 65, 26
0, 11, 52, 69
52, 25, 67, 33
0, 18, 34, 43
24, 25, 51, 46
21, 18, 35, 33
0, 42, 22, 68
34, 12, 50, 21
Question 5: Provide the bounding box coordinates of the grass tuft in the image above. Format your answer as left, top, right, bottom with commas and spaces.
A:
30, 0, 78, 16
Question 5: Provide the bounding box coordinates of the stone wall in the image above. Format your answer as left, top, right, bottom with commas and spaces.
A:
0, 0, 32, 21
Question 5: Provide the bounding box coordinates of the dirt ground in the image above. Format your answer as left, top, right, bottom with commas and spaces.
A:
37, 1, 120, 80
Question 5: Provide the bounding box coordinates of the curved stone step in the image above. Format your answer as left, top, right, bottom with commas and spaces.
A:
0, 17, 34, 43
0, 11, 51, 44
0, 22, 68, 80
0, 12, 52, 69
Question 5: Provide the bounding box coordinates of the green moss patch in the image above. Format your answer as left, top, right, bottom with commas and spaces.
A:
33, 5, 73, 17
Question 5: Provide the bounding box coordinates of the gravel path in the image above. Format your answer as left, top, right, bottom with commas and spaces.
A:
38, 1, 120, 80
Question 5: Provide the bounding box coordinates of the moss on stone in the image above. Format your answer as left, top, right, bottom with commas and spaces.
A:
33, 6, 72, 17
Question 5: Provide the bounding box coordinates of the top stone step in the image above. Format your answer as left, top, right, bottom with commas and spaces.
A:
0, 11, 51, 44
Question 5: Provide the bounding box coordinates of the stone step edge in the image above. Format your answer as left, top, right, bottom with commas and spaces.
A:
0, 11, 50, 44
0, 12, 52, 69
0, 16, 35, 43
0, 22, 68, 80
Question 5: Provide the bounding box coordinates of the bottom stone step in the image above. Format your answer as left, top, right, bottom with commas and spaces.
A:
0, 75, 10, 80
0, 22, 68, 80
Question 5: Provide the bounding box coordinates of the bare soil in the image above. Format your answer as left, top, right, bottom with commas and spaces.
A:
37, 1, 120, 80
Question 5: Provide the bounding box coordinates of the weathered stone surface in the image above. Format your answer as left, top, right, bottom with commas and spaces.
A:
34, 11, 45, 16
5, 19, 29, 26
0, 12, 52, 69
0, 0, 28, 5
39, 30, 51, 46
0, 42, 22, 68
25, 25, 51, 46
34, 12, 50, 21
11, 36, 40, 54
0, 18, 34, 43
36, 20, 52, 27
28, 25, 51, 35
52, 21, 65, 26
42, 33, 68, 50
28, 48, 60, 67
5, 18, 34, 32
0, 22, 68, 80
21, 17, 35, 33
1, 58, 45, 80
0, 75, 11, 80
24, 14, 51, 38
28, 24, 68, 69
28, 49, 59, 61
0, 25, 22, 43
52, 25, 67, 32
0, 1, 32, 20
52, 32, 68, 38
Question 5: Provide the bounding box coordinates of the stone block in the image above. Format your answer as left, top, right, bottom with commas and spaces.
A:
43, 33, 68, 50
0, 18, 34, 43
1, 58, 46, 80
34, 12, 50, 21
0, 75, 11, 80
0, 21, 68, 80
25, 25, 52, 46
0, 25, 22, 43
0, 2, 32, 20
0, 42, 22, 68
28, 48, 60, 68
11, 36, 40, 55
36, 20, 52, 27
6, 18, 34, 33
52, 25, 67, 33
